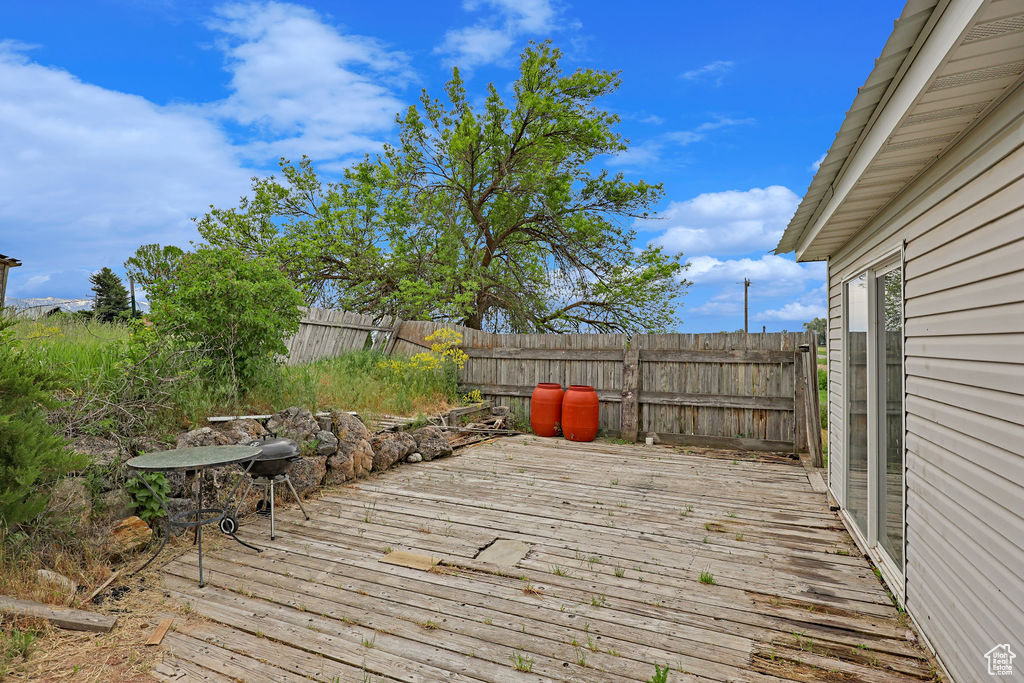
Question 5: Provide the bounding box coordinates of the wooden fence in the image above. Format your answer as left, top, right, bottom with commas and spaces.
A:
284, 309, 822, 458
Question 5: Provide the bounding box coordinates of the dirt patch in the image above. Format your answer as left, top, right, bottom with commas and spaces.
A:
2, 533, 226, 681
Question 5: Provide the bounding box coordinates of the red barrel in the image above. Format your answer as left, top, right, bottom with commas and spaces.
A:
530, 383, 564, 437
562, 385, 599, 442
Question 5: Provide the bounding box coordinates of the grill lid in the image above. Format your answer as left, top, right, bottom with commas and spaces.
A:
248, 437, 300, 460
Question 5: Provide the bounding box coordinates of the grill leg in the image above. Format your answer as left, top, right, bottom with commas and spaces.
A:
197, 473, 205, 588
284, 476, 310, 521
270, 479, 276, 540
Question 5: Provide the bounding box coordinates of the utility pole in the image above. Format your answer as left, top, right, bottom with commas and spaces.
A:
129, 275, 137, 317
743, 278, 751, 333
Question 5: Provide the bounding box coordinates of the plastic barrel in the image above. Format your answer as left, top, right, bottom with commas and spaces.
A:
562, 385, 599, 442
530, 383, 564, 437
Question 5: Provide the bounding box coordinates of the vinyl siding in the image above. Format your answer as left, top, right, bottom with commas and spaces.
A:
826, 80, 1024, 682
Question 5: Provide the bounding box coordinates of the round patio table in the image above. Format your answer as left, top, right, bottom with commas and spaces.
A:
125, 445, 262, 587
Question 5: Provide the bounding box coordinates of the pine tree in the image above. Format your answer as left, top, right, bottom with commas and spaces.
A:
0, 317, 86, 526
90, 267, 130, 322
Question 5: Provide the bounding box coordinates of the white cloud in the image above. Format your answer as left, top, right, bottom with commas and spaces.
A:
436, 0, 566, 68
0, 3, 415, 298
684, 254, 824, 289
208, 1, 410, 162
436, 26, 515, 68
0, 41, 253, 295
757, 301, 825, 322
608, 116, 753, 169
647, 186, 799, 255
810, 152, 826, 172
680, 60, 733, 84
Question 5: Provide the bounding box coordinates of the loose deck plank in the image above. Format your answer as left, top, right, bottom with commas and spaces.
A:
0, 596, 117, 633
160, 436, 933, 682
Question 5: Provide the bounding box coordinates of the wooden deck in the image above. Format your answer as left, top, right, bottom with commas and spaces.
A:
155, 437, 934, 682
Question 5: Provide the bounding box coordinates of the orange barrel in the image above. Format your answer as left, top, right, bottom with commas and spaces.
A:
530, 383, 564, 437
562, 385, 599, 442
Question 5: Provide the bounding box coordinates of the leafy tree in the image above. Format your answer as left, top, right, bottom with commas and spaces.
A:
124, 243, 184, 292
89, 267, 130, 322
198, 42, 688, 332
0, 317, 86, 526
803, 317, 826, 346
147, 246, 303, 396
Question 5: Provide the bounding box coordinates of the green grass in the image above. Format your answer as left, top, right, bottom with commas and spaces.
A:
12, 316, 131, 385
13, 316, 459, 433
699, 568, 716, 585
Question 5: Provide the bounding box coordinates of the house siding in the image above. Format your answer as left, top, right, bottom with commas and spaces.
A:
826, 80, 1024, 682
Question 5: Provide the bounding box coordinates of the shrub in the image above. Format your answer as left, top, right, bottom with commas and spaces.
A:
124, 472, 169, 525
0, 317, 87, 527
149, 246, 304, 399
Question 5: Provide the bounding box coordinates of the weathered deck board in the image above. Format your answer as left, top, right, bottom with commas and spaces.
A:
159, 436, 933, 681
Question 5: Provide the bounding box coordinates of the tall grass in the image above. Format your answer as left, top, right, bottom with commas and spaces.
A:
11, 316, 132, 385
13, 315, 459, 434
174, 351, 458, 427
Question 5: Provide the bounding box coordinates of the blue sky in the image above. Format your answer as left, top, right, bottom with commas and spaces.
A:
0, 0, 901, 330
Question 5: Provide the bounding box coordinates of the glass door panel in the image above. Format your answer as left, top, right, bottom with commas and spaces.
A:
876, 268, 904, 569
845, 273, 869, 536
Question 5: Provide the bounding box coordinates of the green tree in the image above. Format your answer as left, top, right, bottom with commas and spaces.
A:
147, 246, 303, 396
0, 317, 86, 526
124, 243, 184, 292
803, 317, 826, 346
89, 267, 130, 322
198, 42, 688, 332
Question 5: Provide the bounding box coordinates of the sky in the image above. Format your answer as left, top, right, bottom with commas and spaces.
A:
0, 0, 902, 331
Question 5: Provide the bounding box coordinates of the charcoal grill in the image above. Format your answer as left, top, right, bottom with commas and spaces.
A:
233, 437, 311, 539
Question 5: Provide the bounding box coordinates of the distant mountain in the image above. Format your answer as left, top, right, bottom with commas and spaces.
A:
5, 297, 152, 319
7, 296, 94, 314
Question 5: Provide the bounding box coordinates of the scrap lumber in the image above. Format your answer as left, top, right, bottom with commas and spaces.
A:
0, 596, 117, 633
379, 550, 439, 571
146, 618, 174, 646
77, 569, 121, 608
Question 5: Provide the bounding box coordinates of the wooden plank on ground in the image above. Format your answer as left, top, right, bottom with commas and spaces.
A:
656, 433, 795, 452
474, 539, 531, 567
0, 596, 117, 632
146, 617, 174, 646
379, 549, 439, 570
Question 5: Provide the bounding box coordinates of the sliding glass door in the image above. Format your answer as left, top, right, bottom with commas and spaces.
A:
845, 274, 869, 537
875, 266, 903, 571
844, 260, 904, 588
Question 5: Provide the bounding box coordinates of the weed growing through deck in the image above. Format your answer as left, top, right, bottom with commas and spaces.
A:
552, 565, 571, 577
362, 634, 376, 648
735, 534, 745, 541
423, 619, 439, 630
699, 568, 716, 585
610, 478, 619, 486
521, 579, 542, 596
591, 595, 606, 607
573, 644, 586, 666
614, 567, 625, 578
648, 663, 670, 683
483, 618, 493, 625
587, 555, 600, 568
511, 650, 534, 672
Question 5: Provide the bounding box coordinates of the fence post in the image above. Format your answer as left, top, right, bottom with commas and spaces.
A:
383, 318, 404, 356
802, 340, 825, 467
794, 344, 807, 454
620, 345, 640, 443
